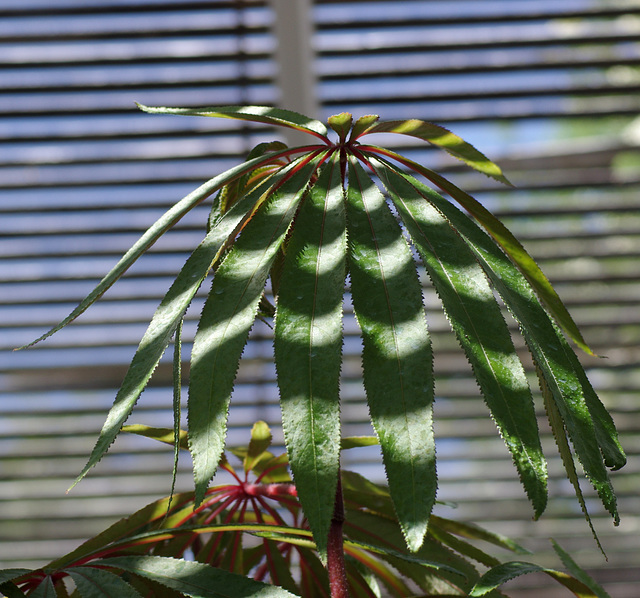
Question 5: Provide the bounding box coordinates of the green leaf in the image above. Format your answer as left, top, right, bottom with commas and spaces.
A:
348, 114, 380, 142
67, 567, 143, 598
18, 151, 289, 351
0, 581, 25, 598
69, 166, 285, 492
429, 516, 529, 556
274, 154, 347, 557
189, 158, 321, 504
340, 436, 379, 450
346, 158, 436, 552
358, 120, 511, 185
345, 549, 414, 598
383, 165, 621, 526
327, 112, 353, 142
212, 141, 290, 221
95, 556, 297, 598
540, 370, 605, 554
0, 571, 31, 586
296, 547, 331, 598
552, 540, 611, 598
345, 556, 382, 598
45, 491, 194, 571
341, 470, 396, 520
137, 103, 330, 141
560, 352, 626, 471
469, 561, 607, 598
122, 425, 189, 450
244, 421, 273, 474
27, 577, 56, 598
426, 526, 500, 568
344, 509, 477, 591
167, 318, 184, 513
260, 541, 300, 595
360, 146, 593, 355
257, 454, 292, 483
376, 162, 548, 518
344, 538, 464, 577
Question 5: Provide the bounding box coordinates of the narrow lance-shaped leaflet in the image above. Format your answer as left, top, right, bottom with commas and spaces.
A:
25, 576, 56, 598
539, 366, 605, 553
67, 567, 143, 598
375, 160, 548, 518
470, 559, 608, 598
189, 157, 324, 505
95, 556, 299, 598
275, 153, 347, 558
18, 151, 290, 351
68, 164, 291, 491
356, 118, 511, 186
137, 103, 330, 143
346, 157, 436, 552
358, 145, 593, 355
167, 317, 184, 515
380, 162, 622, 525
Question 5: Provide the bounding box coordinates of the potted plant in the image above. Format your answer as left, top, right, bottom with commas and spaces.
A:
4, 106, 625, 597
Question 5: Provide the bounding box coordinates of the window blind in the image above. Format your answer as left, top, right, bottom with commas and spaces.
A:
1, 1, 639, 595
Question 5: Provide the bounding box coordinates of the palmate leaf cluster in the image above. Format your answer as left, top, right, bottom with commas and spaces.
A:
21, 105, 625, 558
0, 423, 612, 598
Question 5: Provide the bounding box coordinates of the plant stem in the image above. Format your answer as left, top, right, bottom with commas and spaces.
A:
327, 474, 349, 598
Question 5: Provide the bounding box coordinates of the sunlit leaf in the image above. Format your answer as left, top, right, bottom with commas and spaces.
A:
67, 167, 290, 492
346, 157, 436, 552
377, 161, 547, 517
360, 146, 593, 354
251, 452, 291, 483
244, 421, 273, 474
328, 112, 353, 141
559, 351, 626, 471
379, 163, 622, 527
95, 556, 298, 598
540, 370, 604, 554
358, 120, 510, 185
18, 151, 290, 351
137, 103, 330, 141
340, 436, 378, 450
348, 114, 380, 142
189, 158, 322, 504
275, 154, 347, 557
122, 425, 189, 450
